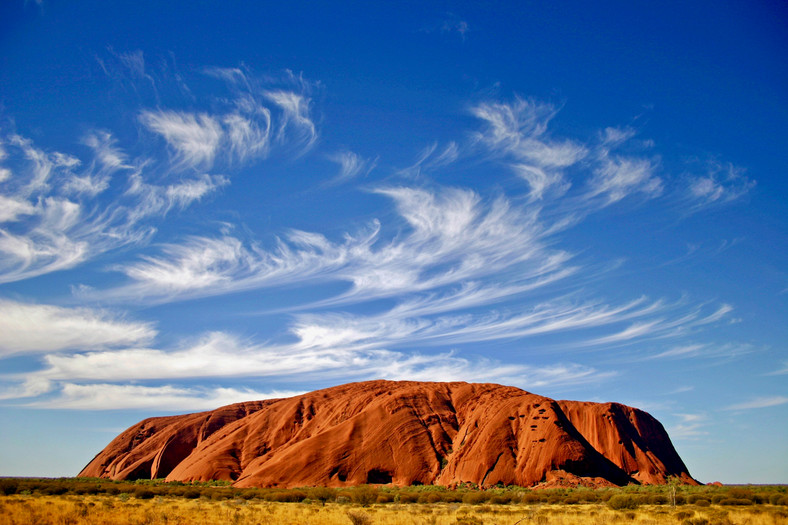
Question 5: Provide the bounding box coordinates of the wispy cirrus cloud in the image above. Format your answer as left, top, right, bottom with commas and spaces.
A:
0, 67, 320, 285
724, 396, 788, 411
669, 413, 709, 439
26, 383, 304, 411
139, 111, 223, 170
18, 361, 608, 410
469, 97, 670, 208
646, 341, 752, 361
328, 150, 377, 183
0, 131, 221, 284
441, 14, 470, 40
687, 161, 755, 207
0, 72, 756, 419
94, 185, 568, 304
399, 141, 459, 178
0, 299, 155, 357
5, 327, 612, 409
767, 361, 788, 376
471, 97, 586, 201
92, 177, 734, 362
265, 90, 317, 151
586, 156, 662, 204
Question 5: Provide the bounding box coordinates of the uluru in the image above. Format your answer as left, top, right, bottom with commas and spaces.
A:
80, 380, 697, 488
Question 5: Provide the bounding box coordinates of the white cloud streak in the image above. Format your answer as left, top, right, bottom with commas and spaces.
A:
724, 396, 788, 411
328, 150, 376, 183
587, 156, 662, 204
7, 327, 613, 409
0, 69, 318, 285
140, 111, 223, 170
96, 185, 571, 305
265, 90, 317, 151
470, 97, 669, 208
0, 299, 155, 357
471, 98, 585, 201
0, 79, 751, 415
27, 383, 304, 411
688, 161, 755, 206
668, 413, 708, 439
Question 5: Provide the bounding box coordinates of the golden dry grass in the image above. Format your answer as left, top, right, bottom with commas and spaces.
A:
1, 495, 786, 525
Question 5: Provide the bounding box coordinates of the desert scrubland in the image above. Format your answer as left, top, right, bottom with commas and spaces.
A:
1, 478, 786, 525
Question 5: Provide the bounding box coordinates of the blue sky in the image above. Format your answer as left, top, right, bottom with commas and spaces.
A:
0, 1, 786, 483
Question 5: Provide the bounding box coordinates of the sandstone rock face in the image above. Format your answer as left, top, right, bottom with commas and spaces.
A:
80, 381, 696, 488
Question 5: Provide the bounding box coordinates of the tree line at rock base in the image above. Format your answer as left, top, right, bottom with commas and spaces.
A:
1, 478, 786, 508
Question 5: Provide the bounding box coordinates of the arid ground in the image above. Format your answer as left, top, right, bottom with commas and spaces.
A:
1, 479, 786, 525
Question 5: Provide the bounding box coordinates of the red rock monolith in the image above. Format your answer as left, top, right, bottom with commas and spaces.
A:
80, 380, 696, 488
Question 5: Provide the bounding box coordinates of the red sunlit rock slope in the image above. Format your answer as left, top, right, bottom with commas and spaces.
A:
80, 381, 696, 488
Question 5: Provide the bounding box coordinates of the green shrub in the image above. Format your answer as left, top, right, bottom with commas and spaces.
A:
442, 491, 464, 503
376, 493, 394, 503
719, 498, 754, 506
398, 492, 419, 504
0, 480, 18, 495
418, 491, 444, 504
607, 494, 639, 510
576, 490, 598, 503
41, 484, 68, 495
269, 490, 306, 502
462, 491, 491, 505
307, 486, 335, 503
182, 489, 201, 499
649, 493, 668, 504
210, 488, 235, 500
519, 492, 542, 504
769, 493, 787, 505
728, 488, 754, 500
490, 493, 513, 504
133, 488, 155, 500
349, 486, 377, 506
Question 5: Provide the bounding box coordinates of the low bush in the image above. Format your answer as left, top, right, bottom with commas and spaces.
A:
376, 493, 394, 503
0, 480, 18, 495
349, 486, 377, 506
455, 517, 484, 525
490, 493, 513, 504
418, 491, 443, 504
182, 489, 201, 499
307, 486, 335, 503
133, 488, 154, 500
681, 519, 709, 525
648, 493, 668, 504
462, 491, 490, 505
607, 494, 639, 510
719, 498, 754, 506
398, 492, 419, 503
519, 492, 542, 504
442, 491, 464, 503
575, 490, 598, 503
269, 490, 306, 502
